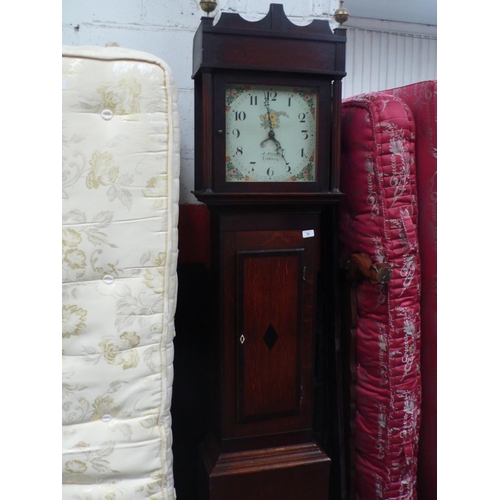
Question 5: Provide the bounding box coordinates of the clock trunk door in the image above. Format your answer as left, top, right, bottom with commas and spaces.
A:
237, 248, 303, 423
220, 213, 317, 442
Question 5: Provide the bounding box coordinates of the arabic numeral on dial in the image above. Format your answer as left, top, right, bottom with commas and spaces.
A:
250, 95, 258, 105
267, 167, 274, 177
232, 129, 240, 138
235, 147, 243, 156
265, 91, 277, 101
298, 113, 306, 123
285, 163, 291, 173
301, 148, 305, 157
302, 130, 309, 139
234, 111, 246, 121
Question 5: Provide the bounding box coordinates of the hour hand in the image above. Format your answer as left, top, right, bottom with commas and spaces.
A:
261, 100, 282, 148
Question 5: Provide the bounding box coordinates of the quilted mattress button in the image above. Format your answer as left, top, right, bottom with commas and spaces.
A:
101, 414, 112, 422
101, 109, 114, 121
102, 274, 114, 285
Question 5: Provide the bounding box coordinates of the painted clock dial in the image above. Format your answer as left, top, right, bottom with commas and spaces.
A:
225, 84, 317, 182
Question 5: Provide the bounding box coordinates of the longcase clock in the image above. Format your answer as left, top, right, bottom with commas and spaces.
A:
192, 4, 347, 499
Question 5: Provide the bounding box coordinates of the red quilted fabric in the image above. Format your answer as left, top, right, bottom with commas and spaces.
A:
340, 92, 422, 499
385, 81, 437, 500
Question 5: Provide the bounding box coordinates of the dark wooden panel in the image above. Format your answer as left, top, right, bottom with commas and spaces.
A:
237, 250, 303, 421
192, 5, 347, 78
220, 222, 317, 443
209, 35, 340, 75
200, 436, 331, 500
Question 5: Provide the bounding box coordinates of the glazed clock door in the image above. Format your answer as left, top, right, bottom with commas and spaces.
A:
211, 73, 332, 194
225, 84, 318, 182
219, 212, 318, 443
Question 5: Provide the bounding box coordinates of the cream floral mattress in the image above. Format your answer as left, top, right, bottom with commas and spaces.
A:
62, 46, 180, 500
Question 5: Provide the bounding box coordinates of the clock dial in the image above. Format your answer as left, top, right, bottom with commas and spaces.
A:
225, 85, 317, 182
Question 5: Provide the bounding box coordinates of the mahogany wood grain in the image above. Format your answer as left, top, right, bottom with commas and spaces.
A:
331, 79, 343, 191
193, 5, 346, 79
218, 215, 317, 443
192, 4, 348, 498
200, 433, 331, 500
192, 3, 347, 197
237, 250, 301, 421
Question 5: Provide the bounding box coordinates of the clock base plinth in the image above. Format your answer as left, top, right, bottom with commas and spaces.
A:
199, 435, 331, 500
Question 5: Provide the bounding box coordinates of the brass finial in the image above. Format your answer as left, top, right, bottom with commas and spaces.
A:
200, 0, 217, 15
334, 0, 349, 27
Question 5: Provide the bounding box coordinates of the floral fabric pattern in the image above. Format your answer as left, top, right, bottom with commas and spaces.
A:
97, 77, 142, 118
385, 81, 437, 500
340, 91, 422, 500
62, 46, 179, 500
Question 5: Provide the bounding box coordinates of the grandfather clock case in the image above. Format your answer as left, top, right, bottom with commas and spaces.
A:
192, 5, 347, 499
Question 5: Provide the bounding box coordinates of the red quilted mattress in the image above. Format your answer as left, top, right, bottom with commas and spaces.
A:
339, 93, 422, 499
385, 82, 437, 500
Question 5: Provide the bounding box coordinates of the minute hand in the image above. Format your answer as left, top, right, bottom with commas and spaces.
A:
260, 104, 280, 147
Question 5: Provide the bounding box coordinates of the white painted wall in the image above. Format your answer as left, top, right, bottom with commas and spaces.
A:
62, 0, 436, 204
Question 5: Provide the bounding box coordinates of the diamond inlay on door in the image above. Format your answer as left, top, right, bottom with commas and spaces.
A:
263, 324, 279, 351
